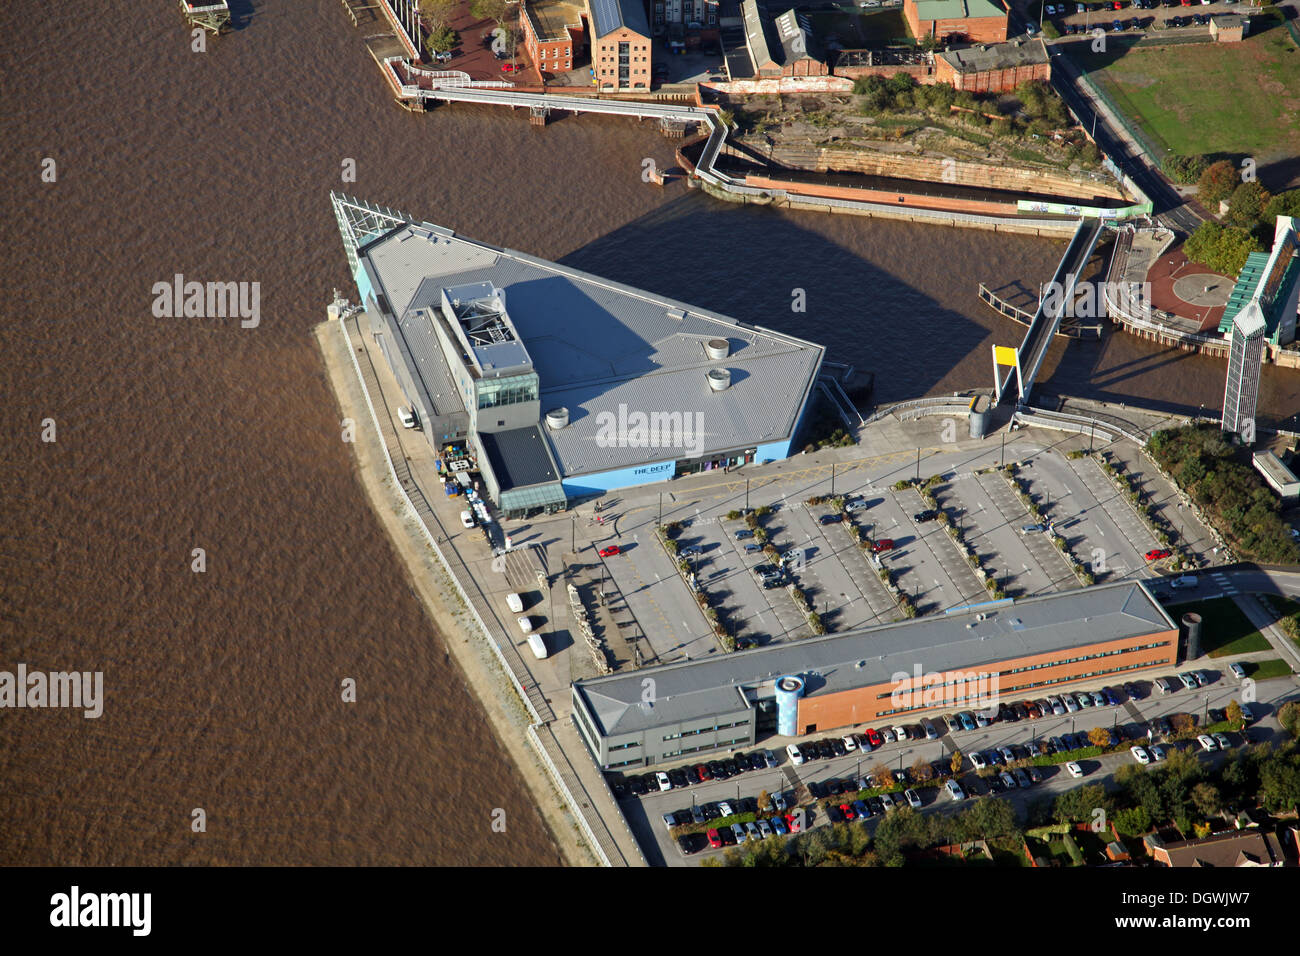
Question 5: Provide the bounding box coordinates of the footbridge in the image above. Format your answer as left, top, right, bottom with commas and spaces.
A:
993, 218, 1104, 406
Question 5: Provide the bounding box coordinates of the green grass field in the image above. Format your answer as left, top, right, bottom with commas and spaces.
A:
1169, 597, 1271, 657
1074, 30, 1300, 163
1244, 657, 1295, 680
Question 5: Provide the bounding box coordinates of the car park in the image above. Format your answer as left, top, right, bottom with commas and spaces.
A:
1198, 734, 1218, 752
1131, 745, 1151, 764
1066, 761, 1084, 778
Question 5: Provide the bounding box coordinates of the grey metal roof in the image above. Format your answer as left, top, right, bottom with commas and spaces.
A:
479, 426, 561, 490
742, 0, 818, 70
588, 0, 651, 38
575, 581, 1175, 737
939, 37, 1047, 74
360, 221, 824, 480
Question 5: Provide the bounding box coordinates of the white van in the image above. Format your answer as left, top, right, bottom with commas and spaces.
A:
527, 633, 547, 660
517, 615, 534, 634
506, 592, 525, 613
1169, 575, 1199, 590
397, 406, 418, 429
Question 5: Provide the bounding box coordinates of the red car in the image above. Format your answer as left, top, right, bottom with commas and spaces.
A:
706, 828, 722, 848
695, 764, 712, 783
1145, 548, 1172, 561
865, 728, 883, 748
1111, 0, 1124, 8
839, 803, 856, 821
501, 62, 517, 72
871, 539, 895, 553
598, 545, 621, 557
784, 813, 801, 833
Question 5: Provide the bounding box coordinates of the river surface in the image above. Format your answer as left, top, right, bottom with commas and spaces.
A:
1, 0, 1295, 866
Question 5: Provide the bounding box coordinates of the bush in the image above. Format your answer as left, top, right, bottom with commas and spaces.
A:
1183, 221, 1264, 277
1162, 153, 1209, 185
424, 26, 457, 55
1197, 160, 1239, 206
1263, 188, 1300, 223
1224, 181, 1273, 232
725, 509, 743, 521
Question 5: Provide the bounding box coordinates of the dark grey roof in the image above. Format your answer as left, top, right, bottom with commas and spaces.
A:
588, 0, 651, 39
575, 581, 1173, 736
742, 0, 819, 70
938, 37, 1048, 74
478, 426, 561, 490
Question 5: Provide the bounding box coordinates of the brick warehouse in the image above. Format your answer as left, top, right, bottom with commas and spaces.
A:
572, 581, 1178, 768
934, 38, 1049, 93
903, 0, 1009, 45
519, 0, 587, 76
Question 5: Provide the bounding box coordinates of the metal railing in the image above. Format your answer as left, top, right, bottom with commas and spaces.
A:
1077, 71, 1166, 167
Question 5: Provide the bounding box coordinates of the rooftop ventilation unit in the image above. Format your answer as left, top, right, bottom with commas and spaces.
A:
546, 407, 570, 430
666, 308, 686, 321
707, 368, 731, 392
705, 338, 730, 360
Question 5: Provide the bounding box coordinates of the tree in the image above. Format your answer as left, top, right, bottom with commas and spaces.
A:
871, 763, 895, 789
1225, 699, 1242, 726
1054, 784, 1112, 824
1263, 188, 1300, 224
1169, 712, 1196, 739
1113, 806, 1152, 837
757, 790, 771, 814
1191, 782, 1222, 818
1279, 700, 1300, 739
950, 750, 964, 776
419, 0, 458, 33
1197, 160, 1239, 206
1224, 181, 1273, 232
425, 25, 457, 55
1088, 726, 1111, 748
1259, 760, 1300, 812
1183, 221, 1265, 277
910, 757, 935, 783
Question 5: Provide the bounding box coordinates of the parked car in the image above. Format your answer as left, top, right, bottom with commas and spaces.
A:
735, 529, 753, 540
943, 714, 962, 734
959, 711, 977, 732
1179, 673, 1199, 691
853, 799, 870, 819
717, 800, 733, 817
1066, 761, 1084, 778
1198, 734, 1218, 752
786, 743, 804, 765
707, 828, 723, 848
913, 509, 939, 522
879, 792, 897, 812
771, 816, 789, 836
922, 718, 940, 740
969, 751, 987, 770
1149, 744, 1167, 761
871, 538, 895, 553
1230, 662, 1247, 681
820, 513, 842, 525
598, 544, 621, 557
865, 728, 883, 748
945, 779, 966, 801
1131, 745, 1151, 764
1145, 548, 1172, 561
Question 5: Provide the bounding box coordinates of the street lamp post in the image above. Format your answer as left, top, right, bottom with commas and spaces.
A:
745, 478, 750, 512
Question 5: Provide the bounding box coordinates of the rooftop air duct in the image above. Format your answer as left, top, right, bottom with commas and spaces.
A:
705, 338, 730, 360
707, 368, 731, 392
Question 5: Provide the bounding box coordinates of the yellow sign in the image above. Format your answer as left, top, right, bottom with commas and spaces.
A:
993, 346, 1018, 367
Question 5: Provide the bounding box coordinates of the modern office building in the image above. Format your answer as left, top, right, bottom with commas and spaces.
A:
1222, 304, 1266, 439
330, 193, 825, 516
573, 581, 1177, 768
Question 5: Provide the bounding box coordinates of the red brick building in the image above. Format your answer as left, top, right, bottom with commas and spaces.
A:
934, 37, 1049, 93
587, 0, 654, 90
520, 0, 587, 76
904, 0, 1009, 45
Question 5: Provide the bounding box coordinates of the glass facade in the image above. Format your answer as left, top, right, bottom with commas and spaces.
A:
476, 373, 538, 410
